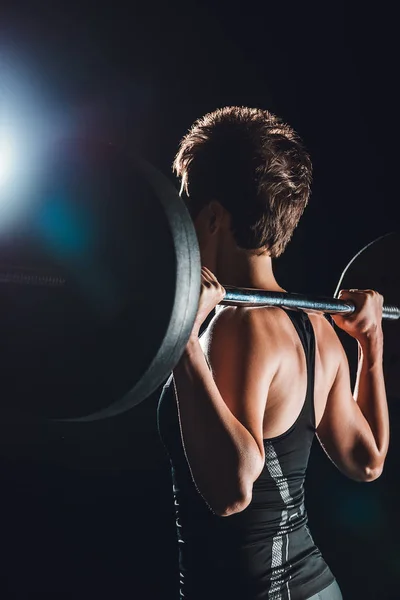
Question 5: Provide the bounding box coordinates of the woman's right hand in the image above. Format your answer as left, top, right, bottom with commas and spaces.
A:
332, 289, 384, 342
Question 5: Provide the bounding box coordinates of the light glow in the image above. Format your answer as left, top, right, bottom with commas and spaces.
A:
0, 134, 14, 187
0, 47, 68, 231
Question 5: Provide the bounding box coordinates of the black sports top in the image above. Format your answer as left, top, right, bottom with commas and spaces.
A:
157, 308, 336, 600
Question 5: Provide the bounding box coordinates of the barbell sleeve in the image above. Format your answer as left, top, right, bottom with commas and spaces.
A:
222, 286, 400, 321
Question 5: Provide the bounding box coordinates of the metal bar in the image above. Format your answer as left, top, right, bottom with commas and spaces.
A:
222, 286, 400, 321
0, 268, 66, 287
0, 270, 398, 321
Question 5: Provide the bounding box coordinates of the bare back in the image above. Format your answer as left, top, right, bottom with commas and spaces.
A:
200, 306, 341, 440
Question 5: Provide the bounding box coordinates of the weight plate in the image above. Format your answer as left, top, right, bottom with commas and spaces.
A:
0, 140, 200, 421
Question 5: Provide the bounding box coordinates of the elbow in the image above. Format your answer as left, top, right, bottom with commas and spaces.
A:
213, 488, 252, 517
363, 467, 383, 482
359, 459, 385, 482
208, 461, 261, 516
352, 443, 387, 482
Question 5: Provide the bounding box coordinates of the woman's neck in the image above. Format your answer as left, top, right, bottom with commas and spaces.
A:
215, 246, 286, 292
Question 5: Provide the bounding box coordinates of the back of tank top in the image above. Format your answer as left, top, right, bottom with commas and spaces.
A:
157, 308, 336, 599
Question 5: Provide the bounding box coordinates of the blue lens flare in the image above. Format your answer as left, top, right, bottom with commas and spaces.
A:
34, 194, 94, 260
33, 194, 124, 320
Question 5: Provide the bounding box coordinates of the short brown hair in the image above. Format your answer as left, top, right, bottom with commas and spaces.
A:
173, 106, 312, 257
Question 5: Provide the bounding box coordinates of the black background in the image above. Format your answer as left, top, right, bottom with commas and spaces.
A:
0, 2, 399, 599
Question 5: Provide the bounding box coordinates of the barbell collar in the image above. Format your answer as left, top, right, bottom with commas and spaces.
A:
222, 286, 400, 320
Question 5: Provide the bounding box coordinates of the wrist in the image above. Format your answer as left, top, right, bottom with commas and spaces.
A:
186, 333, 200, 349
174, 335, 199, 374
357, 325, 383, 348
357, 329, 384, 364
188, 319, 203, 343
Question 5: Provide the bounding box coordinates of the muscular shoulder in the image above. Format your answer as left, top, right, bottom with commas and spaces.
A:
308, 312, 343, 357
209, 305, 283, 344
203, 306, 283, 374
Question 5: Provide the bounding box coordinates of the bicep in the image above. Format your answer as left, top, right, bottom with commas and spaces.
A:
207, 310, 278, 461
316, 340, 377, 481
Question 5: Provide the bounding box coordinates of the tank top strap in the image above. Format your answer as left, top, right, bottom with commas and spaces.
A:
279, 308, 317, 430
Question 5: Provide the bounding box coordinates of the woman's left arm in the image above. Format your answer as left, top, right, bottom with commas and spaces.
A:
173, 302, 276, 517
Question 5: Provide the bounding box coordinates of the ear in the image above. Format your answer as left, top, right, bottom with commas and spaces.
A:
208, 201, 226, 234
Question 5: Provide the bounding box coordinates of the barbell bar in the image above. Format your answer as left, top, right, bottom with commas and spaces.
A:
222, 286, 399, 319
1, 269, 398, 319
0, 267, 400, 320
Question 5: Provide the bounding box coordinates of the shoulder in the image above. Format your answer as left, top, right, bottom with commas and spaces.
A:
307, 312, 345, 381
308, 311, 343, 353
210, 305, 284, 342
205, 306, 285, 372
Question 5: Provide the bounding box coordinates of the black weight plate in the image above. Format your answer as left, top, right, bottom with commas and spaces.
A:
0, 140, 200, 421
334, 231, 399, 399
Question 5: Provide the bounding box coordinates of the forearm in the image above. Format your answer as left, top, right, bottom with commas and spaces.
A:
172, 337, 262, 515
354, 329, 389, 462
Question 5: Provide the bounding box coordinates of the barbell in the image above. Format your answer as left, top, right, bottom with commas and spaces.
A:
0, 140, 398, 421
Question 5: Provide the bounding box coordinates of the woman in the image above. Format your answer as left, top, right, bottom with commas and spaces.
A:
158, 106, 388, 599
